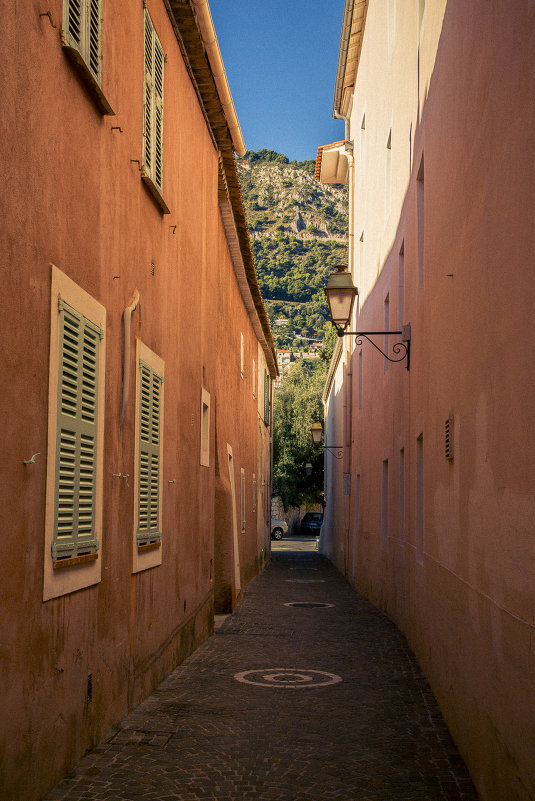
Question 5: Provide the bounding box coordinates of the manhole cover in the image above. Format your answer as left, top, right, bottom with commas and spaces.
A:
284, 602, 334, 608
234, 669, 342, 688
289, 567, 318, 571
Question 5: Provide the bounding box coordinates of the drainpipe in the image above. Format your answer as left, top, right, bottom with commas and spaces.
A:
190, 0, 246, 157
120, 290, 140, 428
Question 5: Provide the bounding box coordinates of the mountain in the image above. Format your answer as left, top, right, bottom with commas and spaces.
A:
237, 149, 348, 352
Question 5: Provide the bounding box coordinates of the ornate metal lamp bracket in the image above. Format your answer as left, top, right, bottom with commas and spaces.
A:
342, 324, 411, 370
324, 447, 344, 460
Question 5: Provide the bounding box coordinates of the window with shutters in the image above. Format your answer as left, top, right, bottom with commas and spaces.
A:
53, 301, 102, 561
44, 265, 106, 601
61, 0, 114, 114
133, 340, 164, 573
141, 10, 169, 213
263, 370, 270, 425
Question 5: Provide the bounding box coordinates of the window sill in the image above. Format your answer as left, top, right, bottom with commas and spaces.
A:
61, 35, 115, 115
137, 541, 162, 553
53, 552, 99, 570
141, 168, 171, 214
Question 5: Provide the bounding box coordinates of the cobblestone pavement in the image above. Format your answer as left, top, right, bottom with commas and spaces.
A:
45, 552, 479, 801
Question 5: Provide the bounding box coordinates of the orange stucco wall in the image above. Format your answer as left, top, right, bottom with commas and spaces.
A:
0, 2, 272, 799
322, 3, 535, 800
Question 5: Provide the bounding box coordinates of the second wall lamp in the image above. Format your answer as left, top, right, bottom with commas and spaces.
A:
310, 421, 343, 459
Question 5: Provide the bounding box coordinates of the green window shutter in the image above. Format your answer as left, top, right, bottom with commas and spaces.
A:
52, 300, 102, 560
142, 10, 164, 191
137, 361, 163, 546
64, 0, 102, 84
143, 11, 153, 176
87, 0, 102, 83
263, 370, 270, 424
153, 38, 164, 191
66, 0, 83, 47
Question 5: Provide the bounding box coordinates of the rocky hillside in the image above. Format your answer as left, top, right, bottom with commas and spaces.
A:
237, 149, 348, 352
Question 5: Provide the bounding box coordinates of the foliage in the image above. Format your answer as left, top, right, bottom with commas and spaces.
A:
237, 149, 348, 353
272, 330, 337, 509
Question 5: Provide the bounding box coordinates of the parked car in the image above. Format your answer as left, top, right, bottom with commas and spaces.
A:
299, 512, 324, 536
271, 519, 288, 540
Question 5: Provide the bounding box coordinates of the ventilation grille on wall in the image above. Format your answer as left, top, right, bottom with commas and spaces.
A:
445, 416, 454, 461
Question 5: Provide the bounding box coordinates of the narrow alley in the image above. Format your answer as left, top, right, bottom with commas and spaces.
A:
44, 546, 479, 801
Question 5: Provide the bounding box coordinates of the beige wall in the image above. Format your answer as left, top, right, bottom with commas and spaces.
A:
323, 2, 535, 799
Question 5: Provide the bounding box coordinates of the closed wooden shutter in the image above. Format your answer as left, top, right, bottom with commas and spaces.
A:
137, 360, 163, 545
263, 370, 270, 424
87, 0, 101, 82
143, 10, 164, 192
64, 0, 102, 84
52, 300, 102, 560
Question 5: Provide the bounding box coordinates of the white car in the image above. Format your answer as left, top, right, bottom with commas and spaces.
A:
271, 519, 288, 540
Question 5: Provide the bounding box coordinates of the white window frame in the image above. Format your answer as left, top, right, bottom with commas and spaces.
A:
133, 339, 164, 573
44, 265, 106, 601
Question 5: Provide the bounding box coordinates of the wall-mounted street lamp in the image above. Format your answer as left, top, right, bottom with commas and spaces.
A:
310, 421, 343, 460
305, 462, 313, 477
324, 265, 411, 369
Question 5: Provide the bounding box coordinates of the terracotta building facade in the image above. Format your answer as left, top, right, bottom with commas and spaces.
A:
0, 1, 276, 799
318, 2, 535, 800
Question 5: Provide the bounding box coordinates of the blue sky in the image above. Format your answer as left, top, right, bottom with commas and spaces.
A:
209, 0, 347, 163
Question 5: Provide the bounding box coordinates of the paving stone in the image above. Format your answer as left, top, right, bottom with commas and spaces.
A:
44, 552, 479, 800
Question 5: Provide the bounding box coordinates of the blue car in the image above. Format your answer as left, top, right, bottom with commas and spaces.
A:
299, 512, 323, 536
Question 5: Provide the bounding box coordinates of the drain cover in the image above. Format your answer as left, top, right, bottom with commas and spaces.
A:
234, 669, 342, 688
284, 602, 334, 609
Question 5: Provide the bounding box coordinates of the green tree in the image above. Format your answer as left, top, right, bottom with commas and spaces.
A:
273, 359, 330, 508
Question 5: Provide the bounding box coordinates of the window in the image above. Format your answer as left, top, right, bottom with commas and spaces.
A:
359, 230, 365, 289
252, 359, 256, 398
252, 474, 257, 512
133, 340, 164, 573
385, 129, 392, 219
44, 265, 106, 601
263, 369, 270, 425
358, 350, 363, 410
240, 333, 245, 378
142, 10, 168, 211
200, 388, 210, 467
359, 114, 366, 187
241, 469, 246, 531
61, 0, 114, 114
381, 460, 389, 541
398, 241, 405, 327
416, 434, 424, 563
384, 293, 390, 373
399, 448, 405, 544
417, 154, 425, 284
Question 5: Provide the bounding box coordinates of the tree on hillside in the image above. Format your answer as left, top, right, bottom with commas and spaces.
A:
272, 328, 337, 509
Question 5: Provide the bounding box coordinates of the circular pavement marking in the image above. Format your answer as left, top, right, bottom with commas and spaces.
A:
284, 601, 335, 608
285, 578, 325, 583
234, 669, 342, 688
